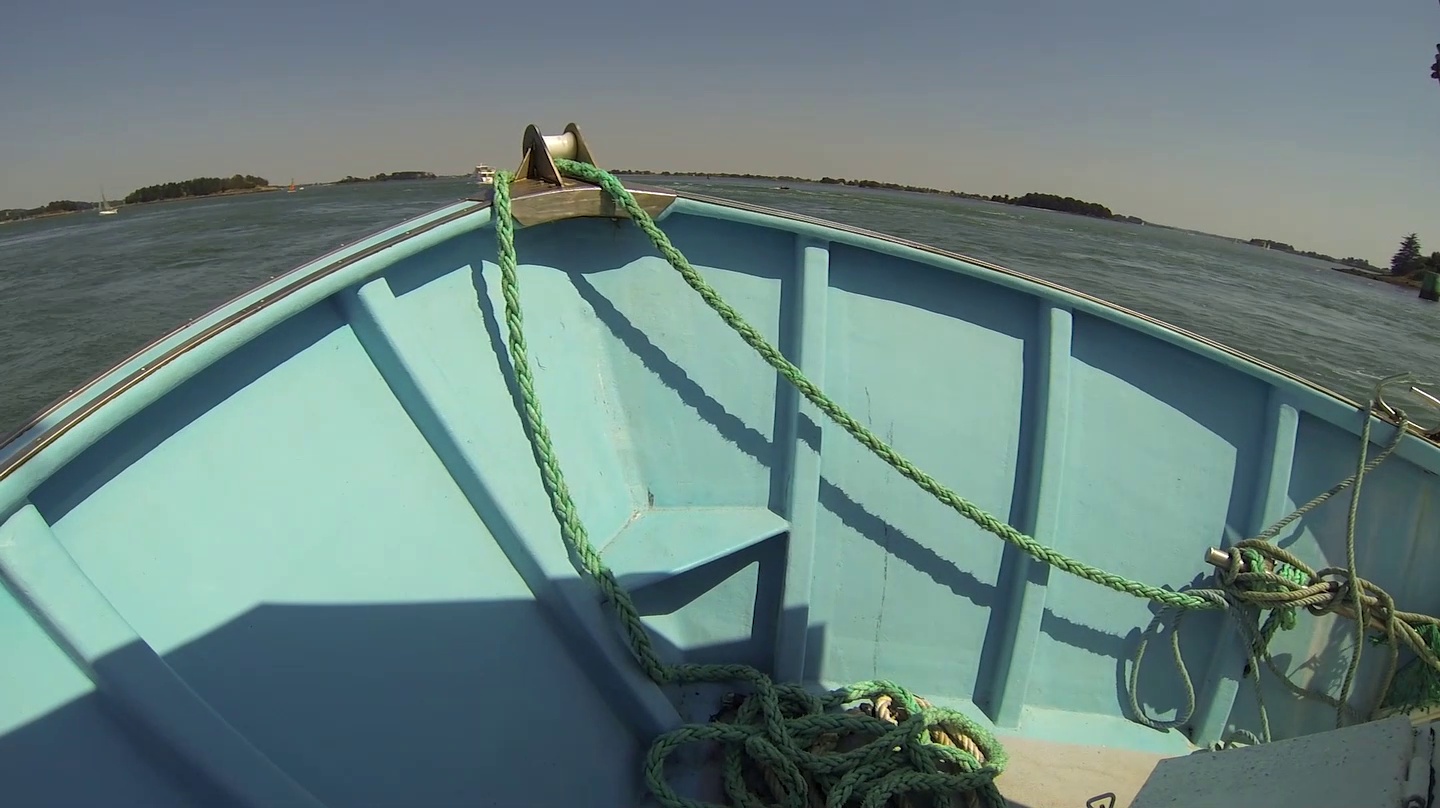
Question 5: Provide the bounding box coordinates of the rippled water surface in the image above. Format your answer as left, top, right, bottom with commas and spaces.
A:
3, 176, 1437, 435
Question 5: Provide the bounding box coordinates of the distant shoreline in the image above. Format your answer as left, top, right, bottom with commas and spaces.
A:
335, 171, 438, 184
0, 209, 81, 224
615, 170, 1431, 291
1329, 262, 1423, 290
613, 170, 1148, 225
3, 173, 461, 224
7, 171, 1428, 293
125, 185, 284, 208
0, 186, 283, 225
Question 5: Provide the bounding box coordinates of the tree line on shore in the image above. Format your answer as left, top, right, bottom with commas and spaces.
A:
1389, 233, 1440, 278
124, 175, 270, 204
336, 171, 437, 183
612, 170, 1147, 223
0, 199, 98, 221
1243, 239, 1380, 271
1, 175, 273, 220
3, 169, 458, 222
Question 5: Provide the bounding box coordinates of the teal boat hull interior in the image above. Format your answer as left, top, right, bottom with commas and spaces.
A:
2, 156, 1439, 807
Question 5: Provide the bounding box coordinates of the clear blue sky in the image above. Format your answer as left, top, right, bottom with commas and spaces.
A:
2, 0, 1438, 264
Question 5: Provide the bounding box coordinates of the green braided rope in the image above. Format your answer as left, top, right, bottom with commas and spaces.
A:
545, 158, 1217, 614
496, 158, 1440, 772
494, 170, 1008, 808
1256, 552, 1309, 640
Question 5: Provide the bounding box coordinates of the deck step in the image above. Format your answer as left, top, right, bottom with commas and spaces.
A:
1131, 715, 1421, 808
600, 507, 789, 590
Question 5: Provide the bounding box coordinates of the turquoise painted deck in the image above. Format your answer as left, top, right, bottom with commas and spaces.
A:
2, 182, 1439, 807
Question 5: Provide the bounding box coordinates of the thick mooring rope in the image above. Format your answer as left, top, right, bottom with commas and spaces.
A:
495, 170, 1007, 808
535, 160, 1220, 613
493, 159, 1440, 799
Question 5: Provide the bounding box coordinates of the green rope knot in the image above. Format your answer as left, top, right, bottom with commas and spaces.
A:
1220, 546, 1309, 652
1258, 559, 1307, 646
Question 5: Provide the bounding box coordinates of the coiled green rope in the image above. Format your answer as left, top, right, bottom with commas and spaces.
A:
494, 168, 1007, 808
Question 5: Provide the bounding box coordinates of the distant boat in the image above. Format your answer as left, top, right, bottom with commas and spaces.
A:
287, 179, 298, 193
4, 121, 1440, 808
475, 164, 495, 185
98, 189, 117, 216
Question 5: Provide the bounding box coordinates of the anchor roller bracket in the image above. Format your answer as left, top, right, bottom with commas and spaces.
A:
513, 123, 598, 188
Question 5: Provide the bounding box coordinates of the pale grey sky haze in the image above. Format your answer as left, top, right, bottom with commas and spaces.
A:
2, 0, 1438, 264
